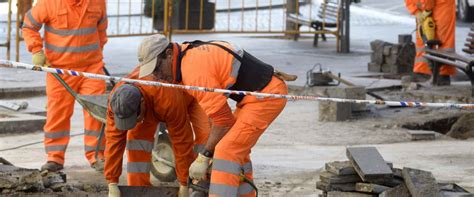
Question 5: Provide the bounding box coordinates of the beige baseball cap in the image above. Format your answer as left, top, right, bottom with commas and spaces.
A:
138, 34, 170, 78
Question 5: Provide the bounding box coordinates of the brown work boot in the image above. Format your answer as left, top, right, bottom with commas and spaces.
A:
41, 161, 64, 172
91, 160, 105, 172
412, 73, 431, 83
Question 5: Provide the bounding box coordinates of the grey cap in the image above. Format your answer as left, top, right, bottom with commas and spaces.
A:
110, 84, 142, 130
138, 34, 170, 78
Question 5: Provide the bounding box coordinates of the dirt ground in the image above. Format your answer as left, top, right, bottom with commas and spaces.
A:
1, 92, 474, 196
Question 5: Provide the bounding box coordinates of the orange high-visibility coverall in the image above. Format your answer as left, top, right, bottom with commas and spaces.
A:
170, 42, 287, 196
22, 0, 108, 165
405, 0, 456, 76
104, 67, 210, 186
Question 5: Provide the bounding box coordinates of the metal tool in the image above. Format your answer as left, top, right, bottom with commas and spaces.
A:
0, 101, 28, 111
306, 64, 340, 86
321, 70, 385, 101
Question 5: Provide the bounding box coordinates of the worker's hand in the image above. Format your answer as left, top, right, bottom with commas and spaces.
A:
32, 50, 48, 67
189, 153, 211, 181
416, 10, 432, 24
108, 183, 120, 197
178, 184, 190, 197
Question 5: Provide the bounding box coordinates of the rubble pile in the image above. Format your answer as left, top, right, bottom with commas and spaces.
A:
316, 147, 473, 197
368, 35, 415, 74
0, 158, 107, 195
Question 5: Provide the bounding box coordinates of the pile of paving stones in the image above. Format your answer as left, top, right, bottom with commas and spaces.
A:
368, 35, 415, 75
0, 157, 107, 195
316, 147, 473, 197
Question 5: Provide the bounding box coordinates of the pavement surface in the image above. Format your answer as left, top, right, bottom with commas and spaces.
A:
0, 0, 474, 196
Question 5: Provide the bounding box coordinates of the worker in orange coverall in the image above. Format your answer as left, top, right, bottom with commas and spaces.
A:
104, 67, 210, 197
139, 35, 293, 197
405, 0, 456, 85
22, 0, 108, 171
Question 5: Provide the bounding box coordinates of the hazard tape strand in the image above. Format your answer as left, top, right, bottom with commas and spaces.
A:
1, 60, 474, 109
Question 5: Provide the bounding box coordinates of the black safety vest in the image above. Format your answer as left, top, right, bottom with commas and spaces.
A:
175, 40, 274, 102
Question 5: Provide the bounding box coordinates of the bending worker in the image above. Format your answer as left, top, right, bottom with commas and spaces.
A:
139, 35, 294, 196
104, 67, 210, 197
405, 0, 456, 85
22, 0, 108, 171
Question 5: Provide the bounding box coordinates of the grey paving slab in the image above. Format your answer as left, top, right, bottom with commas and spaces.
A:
402, 167, 442, 197
319, 171, 362, 184
316, 181, 356, 192
379, 183, 411, 197
346, 147, 393, 183
355, 183, 390, 194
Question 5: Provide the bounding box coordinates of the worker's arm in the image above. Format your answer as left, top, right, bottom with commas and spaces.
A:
97, 1, 108, 50
22, 0, 49, 53
104, 108, 127, 184
404, 0, 434, 15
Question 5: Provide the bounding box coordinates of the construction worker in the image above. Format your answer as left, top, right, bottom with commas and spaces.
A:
139, 35, 294, 197
22, 0, 108, 171
104, 67, 210, 197
405, 0, 456, 85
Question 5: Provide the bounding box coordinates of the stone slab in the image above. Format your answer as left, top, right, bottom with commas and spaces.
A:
119, 186, 179, 197
316, 181, 356, 192
318, 86, 367, 122
325, 161, 393, 176
346, 147, 393, 183
438, 183, 470, 193
368, 62, 381, 73
441, 191, 474, 197
402, 167, 441, 197
379, 183, 411, 197
355, 183, 390, 194
407, 130, 436, 141
319, 171, 362, 184
327, 191, 377, 197
0, 112, 46, 134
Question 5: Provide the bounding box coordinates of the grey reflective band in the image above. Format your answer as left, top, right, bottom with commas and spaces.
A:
415, 57, 429, 64
98, 16, 107, 25
242, 162, 252, 174
26, 10, 42, 29
45, 145, 67, 152
238, 182, 255, 195
126, 140, 153, 152
127, 162, 151, 173
85, 145, 105, 152
193, 144, 205, 154
22, 23, 38, 31
212, 159, 241, 175
416, 47, 426, 53
440, 48, 455, 52
45, 42, 100, 53
84, 130, 100, 137
45, 25, 97, 36
44, 131, 69, 139
210, 183, 238, 197
229, 43, 244, 78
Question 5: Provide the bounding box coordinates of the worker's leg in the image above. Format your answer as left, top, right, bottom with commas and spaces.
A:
414, 27, 432, 75
126, 123, 158, 186
78, 61, 107, 165
239, 155, 255, 197
188, 98, 210, 154
44, 73, 81, 165
433, 0, 456, 76
210, 77, 287, 197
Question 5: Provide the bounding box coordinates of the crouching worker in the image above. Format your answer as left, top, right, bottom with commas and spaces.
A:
138, 35, 295, 197
104, 67, 210, 197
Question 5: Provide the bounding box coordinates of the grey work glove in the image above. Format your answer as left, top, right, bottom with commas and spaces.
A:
108, 183, 120, 197
189, 153, 211, 181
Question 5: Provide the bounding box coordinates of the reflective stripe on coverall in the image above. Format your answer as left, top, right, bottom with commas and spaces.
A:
405, 0, 456, 76
174, 42, 288, 196
104, 67, 210, 186
22, 0, 108, 165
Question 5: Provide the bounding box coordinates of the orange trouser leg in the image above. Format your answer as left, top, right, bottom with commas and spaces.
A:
126, 124, 157, 186
414, 29, 432, 75
44, 73, 82, 165
188, 98, 210, 154
210, 77, 287, 197
79, 62, 106, 164
433, 0, 456, 76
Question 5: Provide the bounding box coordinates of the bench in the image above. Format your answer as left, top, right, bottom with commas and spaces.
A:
286, 0, 341, 48
423, 24, 474, 96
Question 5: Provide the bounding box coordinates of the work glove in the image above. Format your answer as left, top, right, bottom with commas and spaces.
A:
189, 153, 211, 181
32, 50, 48, 67
178, 184, 190, 197
108, 183, 121, 197
416, 10, 432, 24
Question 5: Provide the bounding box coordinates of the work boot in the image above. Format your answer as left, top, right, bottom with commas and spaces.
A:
412, 73, 431, 83
41, 161, 64, 172
91, 159, 105, 172
437, 75, 451, 86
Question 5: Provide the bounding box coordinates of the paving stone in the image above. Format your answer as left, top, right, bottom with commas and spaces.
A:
379, 183, 411, 197
438, 183, 470, 193
318, 86, 366, 122
119, 186, 179, 197
325, 161, 393, 176
368, 62, 381, 72
319, 171, 362, 184
316, 181, 356, 192
447, 113, 474, 140
399, 34, 413, 45
327, 191, 377, 197
407, 130, 436, 141
441, 191, 474, 197
0, 112, 46, 134
355, 183, 390, 194
402, 167, 441, 197
346, 147, 393, 183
